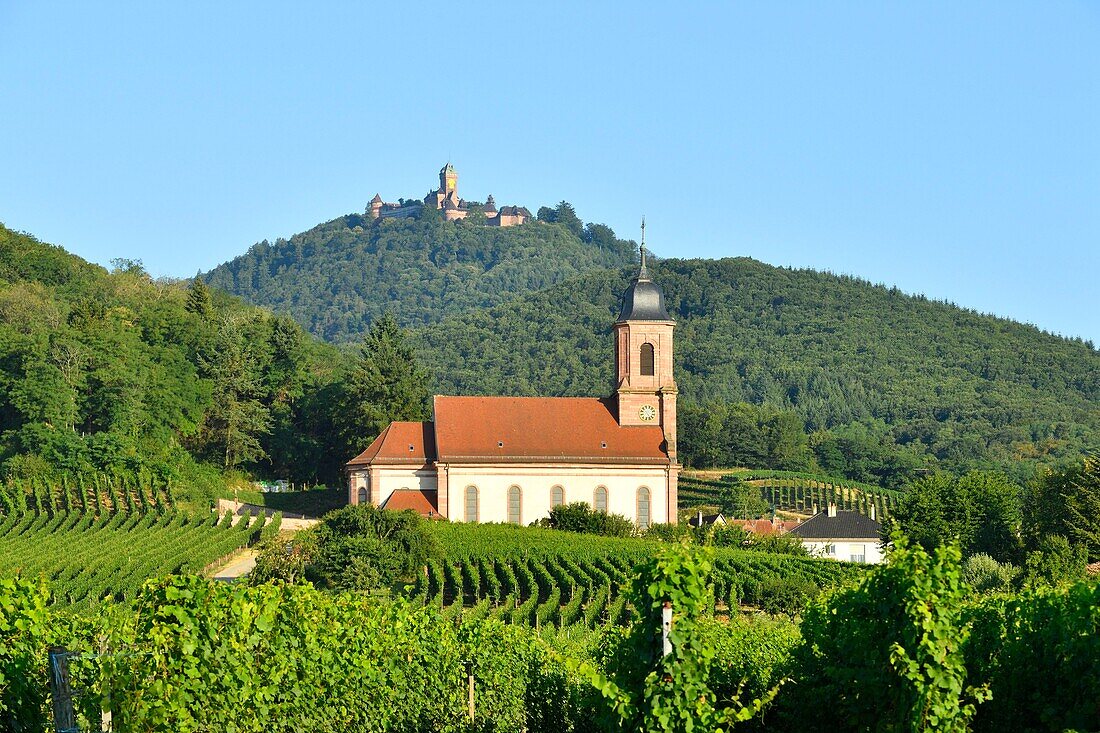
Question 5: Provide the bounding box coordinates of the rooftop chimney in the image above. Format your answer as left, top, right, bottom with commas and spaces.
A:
697, 509, 703, 527
870, 504, 877, 521
828, 503, 837, 518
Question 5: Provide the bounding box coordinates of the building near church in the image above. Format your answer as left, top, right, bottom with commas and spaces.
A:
788, 505, 884, 564
346, 247, 680, 527
369, 164, 531, 226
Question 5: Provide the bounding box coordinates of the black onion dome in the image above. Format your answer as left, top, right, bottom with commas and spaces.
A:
617, 255, 672, 322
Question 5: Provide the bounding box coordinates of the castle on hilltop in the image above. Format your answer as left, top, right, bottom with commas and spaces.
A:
369, 164, 531, 227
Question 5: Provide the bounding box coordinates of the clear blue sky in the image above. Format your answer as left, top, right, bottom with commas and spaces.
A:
2, 2, 1097, 342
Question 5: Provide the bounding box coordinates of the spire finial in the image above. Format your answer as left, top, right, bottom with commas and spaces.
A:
637, 216, 650, 280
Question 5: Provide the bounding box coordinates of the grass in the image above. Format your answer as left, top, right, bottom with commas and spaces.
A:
226, 487, 346, 517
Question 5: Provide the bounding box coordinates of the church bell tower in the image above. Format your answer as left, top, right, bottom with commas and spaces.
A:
614, 220, 677, 458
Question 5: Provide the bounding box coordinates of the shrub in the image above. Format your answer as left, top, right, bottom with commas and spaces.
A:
252, 504, 441, 592
961, 553, 1019, 593
1023, 534, 1087, 587
539, 502, 635, 537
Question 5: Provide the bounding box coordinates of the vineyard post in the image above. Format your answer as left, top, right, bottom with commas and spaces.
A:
661, 601, 672, 657
48, 647, 76, 733
467, 664, 475, 722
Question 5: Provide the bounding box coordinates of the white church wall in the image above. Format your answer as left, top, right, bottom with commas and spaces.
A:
444, 464, 669, 527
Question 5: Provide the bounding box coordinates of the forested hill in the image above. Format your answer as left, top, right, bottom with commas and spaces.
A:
203, 205, 636, 342
415, 257, 1100, 482
0, 224, 393, 500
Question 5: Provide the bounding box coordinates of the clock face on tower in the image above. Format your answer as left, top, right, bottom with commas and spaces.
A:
639, 404, 657, 422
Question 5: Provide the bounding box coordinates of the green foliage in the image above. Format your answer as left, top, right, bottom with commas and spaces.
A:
0, 509, 267, 608
538, 502, 636, 537
716, 476, 770, 519
576, 543, 776, 731
888, 471, 1023, 563
255, 504, 441, 592
965, 580, 1100, 732
790, 536, 989, 732
0, 224, 437, 495
184, 275, 212, 319
1023, 534, 1087, 587
419, 522, 862, 631
960, 554, 1020, 594
334, 313, 431, 459
1023, 455, 1100, 562
94, 576, 573, 733
199, 315, 273, 468
0, 576, 52, 731
203, 213, 635, 342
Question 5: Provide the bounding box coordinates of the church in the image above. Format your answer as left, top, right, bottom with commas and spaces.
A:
345, 246, 680, 527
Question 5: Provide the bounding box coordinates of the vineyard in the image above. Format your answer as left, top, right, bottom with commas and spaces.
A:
0, 474, 177, 515
406, 523, 867, 626
679, 472, 902, 519
0, 509, 279, 608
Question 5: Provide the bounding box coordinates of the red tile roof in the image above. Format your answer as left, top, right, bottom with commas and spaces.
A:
380, 489, 439, 517
346, 422, 435, 467
432, 395, 670, 464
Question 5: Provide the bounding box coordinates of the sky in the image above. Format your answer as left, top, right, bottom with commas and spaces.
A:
1, 2, 1097, 343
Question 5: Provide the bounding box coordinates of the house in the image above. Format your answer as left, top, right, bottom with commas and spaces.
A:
788, 504, 884, 563
687, 511, 726, 528
346, 244, 680, 527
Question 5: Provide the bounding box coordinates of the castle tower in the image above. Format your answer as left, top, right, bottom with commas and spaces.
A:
369, 193, 383, 220
439, 163, 457, 198
614, 222, 677, 458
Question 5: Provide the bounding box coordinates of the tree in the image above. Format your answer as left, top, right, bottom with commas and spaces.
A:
337, 314, 431, 458
201, 316, 271, 468
552, 201, 583, 237
271, 503, 441, 592
185, 275, 213, 319
889, 471, 1022, 563
718, 476, 769, 519
1056, 456, 1100, 561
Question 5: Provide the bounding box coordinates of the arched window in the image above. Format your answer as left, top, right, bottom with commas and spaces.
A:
640, 342, 655, 376
637, 486, 651, 530
357, 487, 367, 505
594, 486, 609, 514
464, 486, 479, 523
551, 485, 565, 507
507, 485, 522, 524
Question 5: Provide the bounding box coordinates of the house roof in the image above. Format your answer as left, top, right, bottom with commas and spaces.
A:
370, 193, 383, 204
345, 422, 436, 467
380, 489, 439, 517
432, 395, 671, 464
737, 518, 801, 535
789, 510, 882, 540
687, 512, 725, 527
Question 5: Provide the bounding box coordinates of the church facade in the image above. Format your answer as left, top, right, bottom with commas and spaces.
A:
346, 251, 680, 527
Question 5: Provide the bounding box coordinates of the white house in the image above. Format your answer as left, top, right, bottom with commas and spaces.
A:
788, 505, 885, 564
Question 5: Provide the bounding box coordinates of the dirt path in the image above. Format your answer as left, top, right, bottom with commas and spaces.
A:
211, 549, 259, 581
